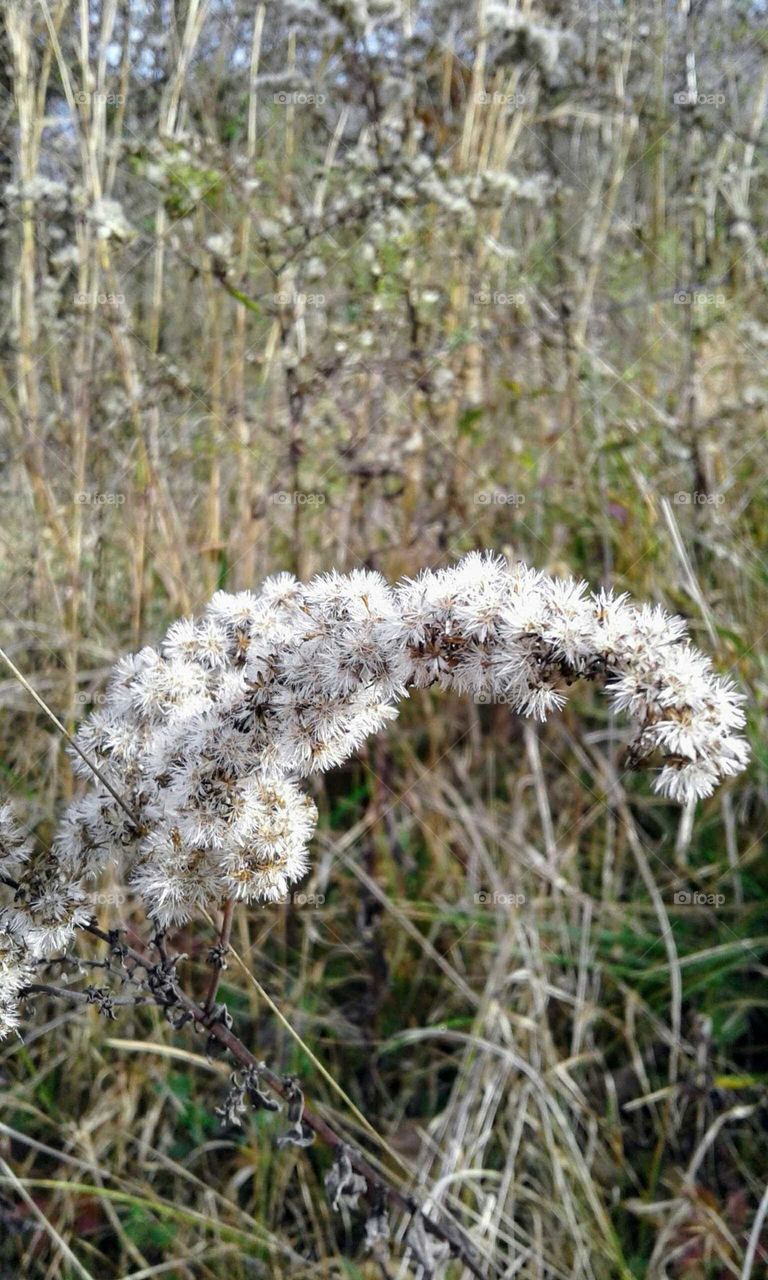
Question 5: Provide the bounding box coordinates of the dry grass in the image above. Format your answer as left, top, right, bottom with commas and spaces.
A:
1, 1, 767, 1276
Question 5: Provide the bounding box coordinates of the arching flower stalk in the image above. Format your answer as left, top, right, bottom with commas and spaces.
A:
0, 553, 750, 1040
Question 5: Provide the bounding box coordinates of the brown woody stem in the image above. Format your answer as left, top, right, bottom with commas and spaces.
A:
75, 917, 488, 1279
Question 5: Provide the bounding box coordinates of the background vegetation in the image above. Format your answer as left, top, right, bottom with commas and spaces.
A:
1, 0, 767, 1276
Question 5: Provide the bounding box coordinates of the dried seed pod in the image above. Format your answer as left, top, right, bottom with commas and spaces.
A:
244, 1063, 281, 1112
276, 1077, 315, 1147
325, 1144, 367, 1211
216, 1072, 248, 1129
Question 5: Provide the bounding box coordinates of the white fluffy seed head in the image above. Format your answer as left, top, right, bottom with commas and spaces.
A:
0, 921, 34, 1039
0, 554, 750, 1037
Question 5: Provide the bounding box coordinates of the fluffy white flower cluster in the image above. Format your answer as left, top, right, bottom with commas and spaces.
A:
0, 807, 37, 1039
0, 925, 32, 1041
0, 554, 749, 1038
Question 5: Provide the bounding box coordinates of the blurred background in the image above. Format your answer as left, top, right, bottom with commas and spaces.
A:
1, 1, 767, 1276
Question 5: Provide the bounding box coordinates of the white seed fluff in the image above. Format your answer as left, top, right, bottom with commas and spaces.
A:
0, 554, 750, 1038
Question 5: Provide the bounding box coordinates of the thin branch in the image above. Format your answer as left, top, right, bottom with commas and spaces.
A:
23, 982, 155, 1009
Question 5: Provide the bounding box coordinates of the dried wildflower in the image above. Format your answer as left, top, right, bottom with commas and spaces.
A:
0, 921, 33, 1040
0, 554, 750, 1040
216, 1072, 249, 1128
0, 805, 32, 879
325, 1144, 368, 1211
243, 1063, 281, 1112
84, 986, 117, 1019
87, 197, 134, 242
276, 1078, 315, 1148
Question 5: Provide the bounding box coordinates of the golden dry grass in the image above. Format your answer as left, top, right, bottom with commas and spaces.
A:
1, 1, 767, 1276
